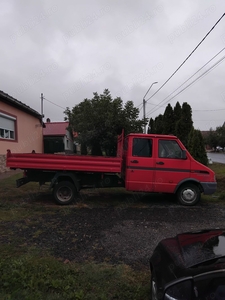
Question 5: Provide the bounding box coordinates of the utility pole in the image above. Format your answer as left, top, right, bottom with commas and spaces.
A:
41, 93, 44, 119
143, 82, 158, 133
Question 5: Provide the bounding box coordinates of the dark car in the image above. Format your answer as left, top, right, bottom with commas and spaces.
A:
150, 229, 225, 300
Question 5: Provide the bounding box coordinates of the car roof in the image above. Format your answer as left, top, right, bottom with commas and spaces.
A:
159, 229, 225, 269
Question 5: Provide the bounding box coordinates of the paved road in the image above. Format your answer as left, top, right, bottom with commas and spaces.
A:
207, 152, 225, 164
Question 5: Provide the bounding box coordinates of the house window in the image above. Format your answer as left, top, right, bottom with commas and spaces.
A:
0, 112, 16, 140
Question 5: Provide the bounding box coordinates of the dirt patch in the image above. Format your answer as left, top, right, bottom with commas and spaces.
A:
0, 169, 22, 179
1, 200, 225, 270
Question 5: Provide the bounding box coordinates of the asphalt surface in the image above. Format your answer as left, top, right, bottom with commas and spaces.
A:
207, 152, 225, 164
1, 194, 225, 270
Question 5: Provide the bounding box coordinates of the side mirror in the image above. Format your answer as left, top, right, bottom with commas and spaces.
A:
181, 150, 187, 160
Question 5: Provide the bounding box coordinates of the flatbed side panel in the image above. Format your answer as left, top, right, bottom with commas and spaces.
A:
6, 152, 122, 173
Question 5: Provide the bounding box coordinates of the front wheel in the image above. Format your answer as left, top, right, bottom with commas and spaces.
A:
177, 183, 201, 206
53, 181, 76, 205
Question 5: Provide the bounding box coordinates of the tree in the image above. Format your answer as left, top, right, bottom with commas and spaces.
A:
216, 125, 225, 148
154, 114, 164, 134
148, 118, 155, 133
174, 101, 182, 120
188, 129, 208, 165
175, 102, 193, 147
64, 89, 145, 156
163, 104, 174, 134
204, 128, 218, 150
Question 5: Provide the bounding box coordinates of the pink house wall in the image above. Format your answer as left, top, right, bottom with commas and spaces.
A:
0, 101, 43, 155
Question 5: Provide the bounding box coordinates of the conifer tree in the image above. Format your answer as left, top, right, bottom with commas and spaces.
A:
163, 104, 174, 134
188, 129, 208, 165
154, 114, 164, 134
148, 118, 155, 133
175, 102, 193, 147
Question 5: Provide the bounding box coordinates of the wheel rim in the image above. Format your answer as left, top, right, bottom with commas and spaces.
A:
182, 188, 196, 203
151, 279, 157, 300
57, 186, 72, 202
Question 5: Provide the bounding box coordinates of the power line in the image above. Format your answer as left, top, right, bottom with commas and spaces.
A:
146, 54, 225, 117
194, 108, 225, 111
145, 13, 225, 103
147, 47, 225, 111
43, 97, 66, 110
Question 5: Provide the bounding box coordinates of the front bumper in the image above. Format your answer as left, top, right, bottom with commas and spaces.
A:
201, 182, 217, 195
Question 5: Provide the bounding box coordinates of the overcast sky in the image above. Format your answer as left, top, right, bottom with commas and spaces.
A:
1, 0, 225, 130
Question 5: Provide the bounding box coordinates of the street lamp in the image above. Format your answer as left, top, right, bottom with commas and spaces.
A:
143, 81, 158, 133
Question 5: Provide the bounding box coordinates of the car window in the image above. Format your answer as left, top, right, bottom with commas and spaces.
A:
159, 140, 182, 159
132, 138, 152, 157
164, 280, 193, 300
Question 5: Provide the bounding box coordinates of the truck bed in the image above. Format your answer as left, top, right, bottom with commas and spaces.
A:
6, 150, 122, 173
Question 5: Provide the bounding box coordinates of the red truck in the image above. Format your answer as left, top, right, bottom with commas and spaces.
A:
6, 132, 216, 206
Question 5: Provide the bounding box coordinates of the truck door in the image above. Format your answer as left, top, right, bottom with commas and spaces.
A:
154, 139, 191, 193
126, 137, 154, 192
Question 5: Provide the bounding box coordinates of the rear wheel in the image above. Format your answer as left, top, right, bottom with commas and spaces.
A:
53, 181, 76, 205
177, 183, 201, 206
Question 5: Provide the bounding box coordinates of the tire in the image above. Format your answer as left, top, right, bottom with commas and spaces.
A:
177, 183, 201, 206
151, 270, 158, 300
53, 181, 76, 205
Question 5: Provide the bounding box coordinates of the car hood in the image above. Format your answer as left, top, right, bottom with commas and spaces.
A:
160, 229, 225, 269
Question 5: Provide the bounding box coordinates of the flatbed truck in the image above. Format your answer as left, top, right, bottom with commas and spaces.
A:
6, 132, 217, 206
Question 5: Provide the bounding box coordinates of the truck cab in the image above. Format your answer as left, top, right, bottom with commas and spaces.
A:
123, 133, 216, 205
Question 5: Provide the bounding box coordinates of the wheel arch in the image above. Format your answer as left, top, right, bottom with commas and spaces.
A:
50, 172, 80, 191
174, 178, 203, 194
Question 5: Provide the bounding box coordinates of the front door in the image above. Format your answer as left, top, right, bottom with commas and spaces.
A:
126, 137, 155, 192
154, 139, 191, 193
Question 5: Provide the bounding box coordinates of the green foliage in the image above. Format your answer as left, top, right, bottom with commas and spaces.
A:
65, 89, 144, 156
0, 251, 149, 300
188, 129, 208, 166
175, 102, 193, 147
204, 125, 225, 149
148, 118, 155, 133
174, 102, 182, 120
154, 114, 164, 134
148, 102, 193, 147
162, 104, 174, 134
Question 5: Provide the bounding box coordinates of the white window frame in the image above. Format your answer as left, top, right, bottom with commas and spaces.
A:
0, 112, 16, 140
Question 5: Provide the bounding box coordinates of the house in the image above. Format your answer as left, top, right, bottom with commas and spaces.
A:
43, 120, 74, 154
0, 90, 43, 154
0, 90, 43, 172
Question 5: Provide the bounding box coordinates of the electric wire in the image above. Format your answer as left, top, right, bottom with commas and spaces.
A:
145, 13, 225, 103
146, 47, 225, 110
43, 97, 66, 110
146, 54, 225, 117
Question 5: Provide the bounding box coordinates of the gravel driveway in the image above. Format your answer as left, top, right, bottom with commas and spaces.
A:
2, 196, 225, 270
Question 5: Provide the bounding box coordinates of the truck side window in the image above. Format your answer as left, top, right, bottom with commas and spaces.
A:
132, 138, 152, 157
159, 140, 182, 158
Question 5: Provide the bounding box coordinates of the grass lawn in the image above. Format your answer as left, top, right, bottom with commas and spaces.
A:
202, 162, 225, 202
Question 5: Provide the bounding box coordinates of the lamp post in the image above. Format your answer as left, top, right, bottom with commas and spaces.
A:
143, 81, 158, 133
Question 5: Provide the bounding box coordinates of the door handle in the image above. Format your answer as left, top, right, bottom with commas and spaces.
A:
130, 160, 139, 163
156, 161, 164, 165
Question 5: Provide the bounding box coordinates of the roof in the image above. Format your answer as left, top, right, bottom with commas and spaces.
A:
43, 122, 69, 136
0, 90, 42, 120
